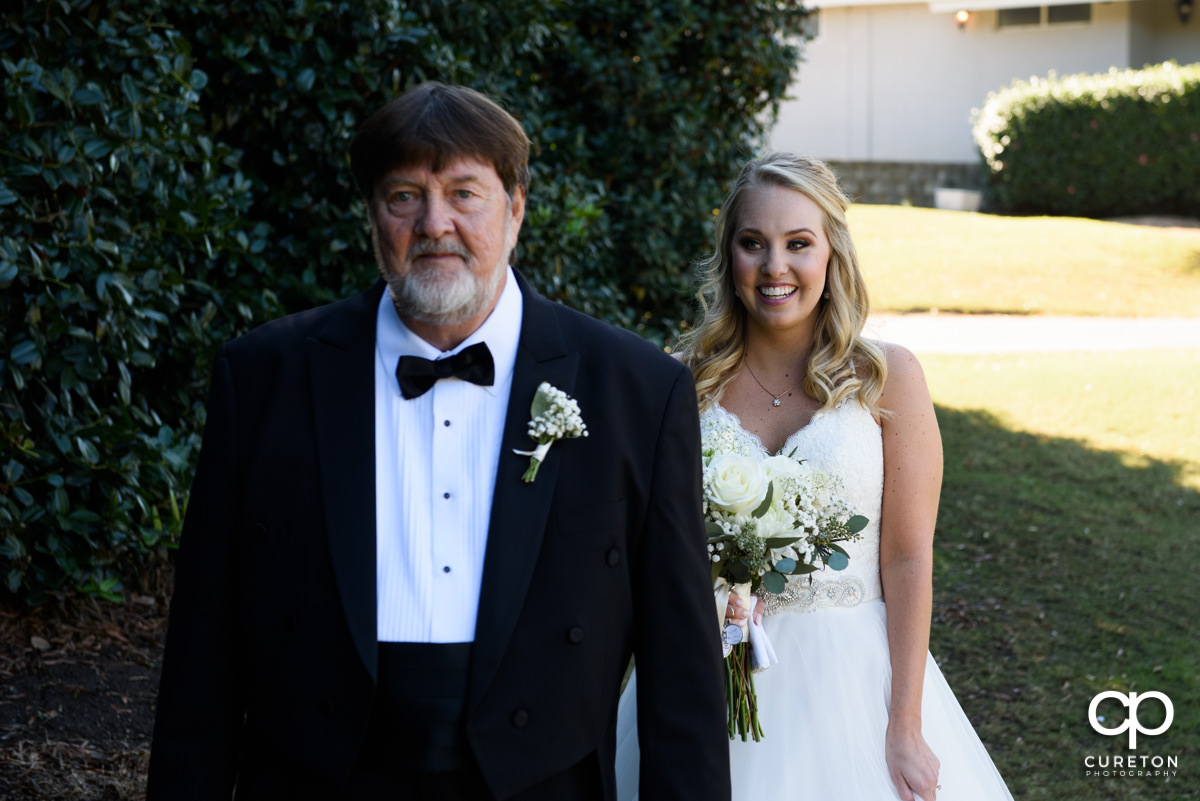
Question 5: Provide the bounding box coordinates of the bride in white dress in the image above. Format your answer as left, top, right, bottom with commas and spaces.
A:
615, 153, 1012, 801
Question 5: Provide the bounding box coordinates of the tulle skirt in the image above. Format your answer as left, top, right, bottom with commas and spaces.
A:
615, 599, 1013, 801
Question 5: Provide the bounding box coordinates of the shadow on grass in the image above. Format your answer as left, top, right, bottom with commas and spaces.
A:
932, 406, 1200, 800
1186, 247, 1200, 277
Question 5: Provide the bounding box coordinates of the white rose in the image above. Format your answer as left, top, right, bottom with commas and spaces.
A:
706, 454, 770, 515
761, 455, 803, 482
757, 516, 794, 540
757, 492, 792, 527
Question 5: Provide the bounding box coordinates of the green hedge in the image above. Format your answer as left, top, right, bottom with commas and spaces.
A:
973, 61, 1200, 217
1, 0, 809, 603
0, 1, 264, 602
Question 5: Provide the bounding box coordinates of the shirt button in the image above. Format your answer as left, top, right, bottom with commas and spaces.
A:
443, 566, 451, 573
605, 548, 620, 567
567, 626, 585, 644
444, 420, 451, 427
443, 492, 451, 499
511, 709, 530, 728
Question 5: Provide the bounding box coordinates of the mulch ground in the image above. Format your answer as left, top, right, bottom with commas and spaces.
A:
0, 583, 168, 801
0, 578, 985, 799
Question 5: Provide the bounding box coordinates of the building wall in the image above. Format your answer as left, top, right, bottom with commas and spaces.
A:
770, 1, 1133, 164
1129, 0, 1200, 67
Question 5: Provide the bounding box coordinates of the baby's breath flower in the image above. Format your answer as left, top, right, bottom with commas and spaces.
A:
513, 382, 589, 483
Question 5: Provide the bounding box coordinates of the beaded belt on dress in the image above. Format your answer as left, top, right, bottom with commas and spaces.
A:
760, 575, 872, 615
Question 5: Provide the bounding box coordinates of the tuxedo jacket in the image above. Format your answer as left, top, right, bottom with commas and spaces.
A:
147, 273, 730, 800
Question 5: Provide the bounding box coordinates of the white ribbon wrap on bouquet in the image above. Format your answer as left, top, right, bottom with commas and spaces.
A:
714, 577, 778, 672
748, 597, 778, 673
713, 577, 732, 632
712, 578, 750, 641
713, 577, 779, 666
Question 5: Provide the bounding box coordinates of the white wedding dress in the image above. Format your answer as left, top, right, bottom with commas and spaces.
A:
614, 399, 1013, 801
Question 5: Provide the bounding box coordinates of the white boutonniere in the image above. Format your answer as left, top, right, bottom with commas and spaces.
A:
513, 382, 589, 483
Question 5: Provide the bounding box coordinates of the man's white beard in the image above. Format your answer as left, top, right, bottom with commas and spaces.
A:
379, 226, 510, 327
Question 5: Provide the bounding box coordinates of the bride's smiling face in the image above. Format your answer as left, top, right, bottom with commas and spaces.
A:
730, 183, 831, 337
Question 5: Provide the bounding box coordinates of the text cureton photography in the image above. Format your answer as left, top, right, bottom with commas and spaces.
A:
1084, 691, 1180, 781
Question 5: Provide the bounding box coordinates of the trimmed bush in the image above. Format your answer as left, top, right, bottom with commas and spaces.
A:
973, 61, 1200, 217
168, 0, 810, 342
0, 0, 266, 602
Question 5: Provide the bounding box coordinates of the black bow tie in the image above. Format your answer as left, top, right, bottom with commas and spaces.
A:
396, 342, 495, 399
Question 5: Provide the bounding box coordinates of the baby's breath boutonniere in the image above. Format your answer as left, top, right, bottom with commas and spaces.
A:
513, 382, 588, 483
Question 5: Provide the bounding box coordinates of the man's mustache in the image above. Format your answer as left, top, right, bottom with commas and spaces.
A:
409, 239, 469, 259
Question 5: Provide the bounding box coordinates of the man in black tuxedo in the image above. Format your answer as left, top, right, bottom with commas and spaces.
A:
147, 82, 730, 800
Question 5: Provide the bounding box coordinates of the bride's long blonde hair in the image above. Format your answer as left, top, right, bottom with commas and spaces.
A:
677, 153, 887, 415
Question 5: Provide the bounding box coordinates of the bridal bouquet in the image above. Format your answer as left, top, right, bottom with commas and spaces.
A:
702, 420, 867, 741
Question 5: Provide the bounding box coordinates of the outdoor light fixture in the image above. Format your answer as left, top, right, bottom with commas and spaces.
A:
955, 9, 970, 28
1178, 0, 1193, 24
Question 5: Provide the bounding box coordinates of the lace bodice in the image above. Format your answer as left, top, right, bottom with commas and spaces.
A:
701, 399, 884, 614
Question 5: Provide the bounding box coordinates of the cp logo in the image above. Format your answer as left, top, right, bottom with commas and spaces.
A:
1089, 691, 1174, 749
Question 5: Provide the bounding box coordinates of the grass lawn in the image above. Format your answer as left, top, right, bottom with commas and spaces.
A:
927, 350, 1200, 799
849, 205, 1200, 317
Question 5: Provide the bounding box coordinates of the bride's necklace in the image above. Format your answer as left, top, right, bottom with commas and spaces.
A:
743, 360, 798, 408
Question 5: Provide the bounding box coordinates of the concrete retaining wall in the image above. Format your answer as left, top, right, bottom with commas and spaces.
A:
827, 160, 983, 207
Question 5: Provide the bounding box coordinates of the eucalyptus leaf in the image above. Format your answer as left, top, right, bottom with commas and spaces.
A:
847, 514, 869, 534
774, 557, 796, 574
826, 551, 850, 571
762, 571, 786, 594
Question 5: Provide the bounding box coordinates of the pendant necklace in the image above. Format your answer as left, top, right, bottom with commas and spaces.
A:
744, 360, 797, 408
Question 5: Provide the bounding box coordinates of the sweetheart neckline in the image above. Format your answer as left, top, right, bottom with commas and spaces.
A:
711, 402, 833, 457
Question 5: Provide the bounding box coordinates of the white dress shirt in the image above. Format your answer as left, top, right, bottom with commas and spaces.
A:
373, 268, 523, 643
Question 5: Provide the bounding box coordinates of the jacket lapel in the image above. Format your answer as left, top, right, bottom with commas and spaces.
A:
307, 281, 386, 681
470, 274, 579, 705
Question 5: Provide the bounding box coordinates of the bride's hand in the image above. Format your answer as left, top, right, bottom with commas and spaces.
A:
885, 722, 940, 801
723, 594, 766, 626
724, 594, 751, 624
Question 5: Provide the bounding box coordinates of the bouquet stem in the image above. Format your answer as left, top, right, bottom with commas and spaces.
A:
725, 641, 764, 741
